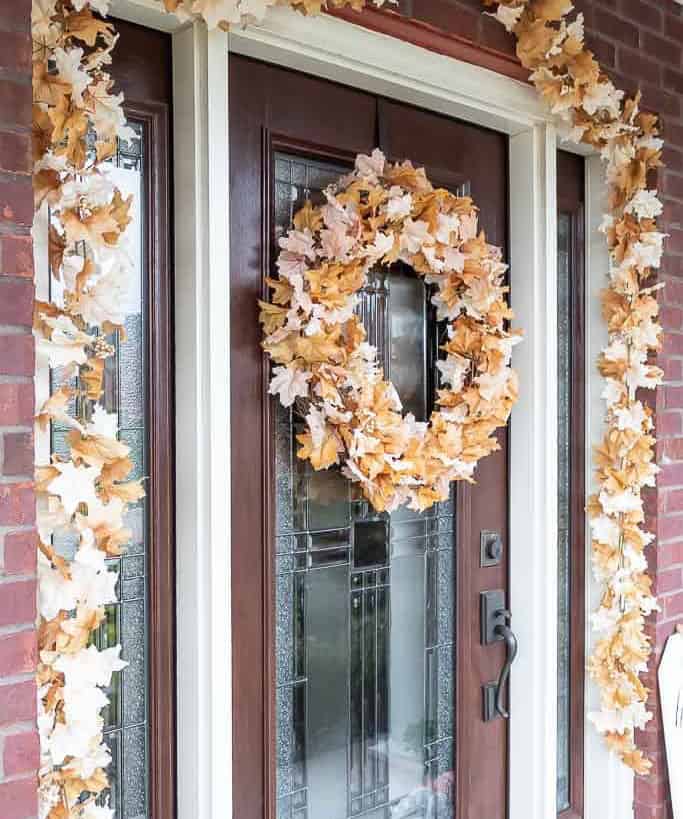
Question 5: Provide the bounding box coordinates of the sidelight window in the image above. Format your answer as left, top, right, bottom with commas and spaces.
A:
556, 151, 586, 818
46, 97, 175, 818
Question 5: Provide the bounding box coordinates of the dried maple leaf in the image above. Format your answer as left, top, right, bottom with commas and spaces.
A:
48, 94, 89, 168
80, 357, 105, 401
103, 479, 146, 503
569, 51, 600, 87
621, 749, 652, 775
383, 161, 431, 193
32, 103, 54, 164
516, 20, 557, 68
106, 188, 133, 240
48, 225, 67, 276
33, 58, 69, 107
61, 205, 119, 248
34, 168, 62, 210
67, 428, 130, 468
64, 8, 115, 47
36, 387, 75, 431
296, 331, 345, 364
293, 200, 323, 232
296, 429, 340, 470
258, 300, 288, 335
97, 525, 132, 557
265, 276, 293, 305
530, 0, 573, 22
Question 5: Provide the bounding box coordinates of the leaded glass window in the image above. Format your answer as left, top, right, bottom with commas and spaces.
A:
273, 152, 464, 819
49, 123, 150, 819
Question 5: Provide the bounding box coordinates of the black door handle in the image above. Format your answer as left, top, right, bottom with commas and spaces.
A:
492, 610, 518, 719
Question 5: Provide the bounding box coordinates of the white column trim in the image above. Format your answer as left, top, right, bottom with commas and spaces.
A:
507, 122, 559, 819
173, 22, 232, 819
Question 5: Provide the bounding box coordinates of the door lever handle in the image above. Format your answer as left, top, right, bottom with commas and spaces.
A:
492, 609, 518, 719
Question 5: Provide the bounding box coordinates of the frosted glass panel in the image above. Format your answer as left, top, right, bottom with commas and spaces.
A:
273, 152, 460, 819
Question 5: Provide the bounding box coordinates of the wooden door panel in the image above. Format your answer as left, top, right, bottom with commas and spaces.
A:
229, 56, 378, 819
229, 54, 510, 819
379, 97, 509, 819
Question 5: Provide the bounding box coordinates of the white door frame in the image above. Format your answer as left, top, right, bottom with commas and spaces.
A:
108, 3, 633, 817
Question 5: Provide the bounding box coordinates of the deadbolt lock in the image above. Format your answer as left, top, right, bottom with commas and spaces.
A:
480, 530, 503, 567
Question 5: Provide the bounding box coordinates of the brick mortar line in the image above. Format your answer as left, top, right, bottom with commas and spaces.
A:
0, 526, 34, 537
596, 28, 683, 49
0, 623, 36, 638
0, 722, 35, 737
0, 376, 34, 385
0, 573, 35, 585
0, 224, 31, 238
0, 771, 40, 786
0, 673, 36, 687
0, 275, 36, 286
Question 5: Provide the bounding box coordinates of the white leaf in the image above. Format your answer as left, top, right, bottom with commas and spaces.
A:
86, 405, 119, 438
54, 48, 91, 106
269, 365, 311, 407
47, 461, 101, 517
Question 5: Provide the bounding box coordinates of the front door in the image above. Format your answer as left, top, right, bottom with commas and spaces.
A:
230, 56, 510, 819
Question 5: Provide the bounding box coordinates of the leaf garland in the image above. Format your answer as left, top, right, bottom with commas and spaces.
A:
30, 8, 666, 819
260, 149, 521, 513
483, 0, 665, 776
32, 1, 141, 817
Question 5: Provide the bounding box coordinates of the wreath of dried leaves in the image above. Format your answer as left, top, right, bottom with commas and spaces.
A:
260, 149, 521, 513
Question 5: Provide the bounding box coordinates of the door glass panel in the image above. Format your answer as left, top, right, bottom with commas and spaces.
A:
273, 151, 459, 819
49, 122, 150, 819
556, 211, 571, 813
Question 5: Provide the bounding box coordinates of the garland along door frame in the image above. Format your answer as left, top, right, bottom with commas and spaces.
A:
229, 55, 509, 819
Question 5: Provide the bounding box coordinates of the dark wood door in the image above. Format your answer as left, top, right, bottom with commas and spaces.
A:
229, 55, 509, 819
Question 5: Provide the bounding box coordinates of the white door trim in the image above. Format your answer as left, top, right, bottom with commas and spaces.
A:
172, 22, 232, 819
107, 3, 630, 817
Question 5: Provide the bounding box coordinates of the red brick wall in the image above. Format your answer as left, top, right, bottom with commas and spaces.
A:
0, 2, 38, 819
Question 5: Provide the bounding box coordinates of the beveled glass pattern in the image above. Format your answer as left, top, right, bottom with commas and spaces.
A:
273, 152, 461, 819
50, 122, 150, 819
556, 211, 571, 813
